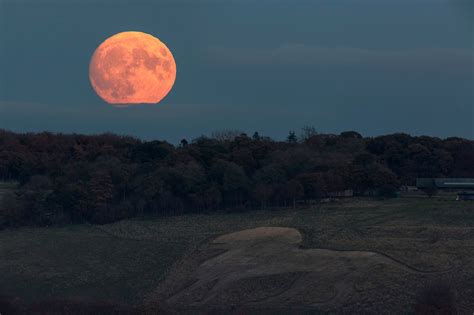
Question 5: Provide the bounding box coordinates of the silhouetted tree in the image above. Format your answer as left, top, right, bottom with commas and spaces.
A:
180, 139, 188, 147
300, 125, 318, 142
0, 129, 472, 227
340, 131, 362, 139
211, 129, 243, 142
287, 131, 297, 144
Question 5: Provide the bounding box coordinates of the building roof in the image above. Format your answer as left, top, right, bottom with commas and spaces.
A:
417, 178, 474, 189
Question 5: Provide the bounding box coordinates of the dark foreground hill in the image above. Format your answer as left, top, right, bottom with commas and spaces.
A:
0, 198, 472, 313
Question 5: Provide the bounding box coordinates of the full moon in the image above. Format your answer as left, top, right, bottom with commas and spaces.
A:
89, 31, 176, 105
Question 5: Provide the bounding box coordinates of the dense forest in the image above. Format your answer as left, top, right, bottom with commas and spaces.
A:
0, 128, 473, 228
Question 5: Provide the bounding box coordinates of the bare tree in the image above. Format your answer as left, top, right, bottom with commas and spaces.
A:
299, 125, 318, 142
211, 129, 244, 142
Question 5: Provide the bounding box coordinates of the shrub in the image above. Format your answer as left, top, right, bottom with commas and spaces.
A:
414, 281, 457, 315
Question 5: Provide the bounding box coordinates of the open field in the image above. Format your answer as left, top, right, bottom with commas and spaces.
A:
0, 181, 17, 204
1, 198, 473, 313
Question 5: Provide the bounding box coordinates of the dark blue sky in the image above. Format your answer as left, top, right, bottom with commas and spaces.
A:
1, 0, 472, 143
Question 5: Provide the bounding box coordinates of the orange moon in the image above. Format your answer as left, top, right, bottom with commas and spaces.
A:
89, 31, 176, 105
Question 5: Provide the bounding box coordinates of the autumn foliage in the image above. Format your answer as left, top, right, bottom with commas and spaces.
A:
0, 129, 472, 227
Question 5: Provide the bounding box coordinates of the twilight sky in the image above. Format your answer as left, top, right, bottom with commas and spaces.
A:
1, 0, 473, 143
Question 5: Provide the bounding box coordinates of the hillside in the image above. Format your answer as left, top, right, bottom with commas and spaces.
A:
0, 198, 472, 313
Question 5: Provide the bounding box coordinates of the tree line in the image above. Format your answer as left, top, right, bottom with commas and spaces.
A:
0, 128, 472, 228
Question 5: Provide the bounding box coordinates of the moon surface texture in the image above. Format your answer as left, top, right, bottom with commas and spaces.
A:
89, 31, 176, 105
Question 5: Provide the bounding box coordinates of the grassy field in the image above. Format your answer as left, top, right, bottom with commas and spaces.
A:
0, 197, 473, 312
0, 181, 17, 204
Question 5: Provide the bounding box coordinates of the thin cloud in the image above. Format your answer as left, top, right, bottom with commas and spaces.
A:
207, 44, 473, 74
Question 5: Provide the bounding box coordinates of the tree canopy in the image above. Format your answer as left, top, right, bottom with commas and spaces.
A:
0, 129, 472, 228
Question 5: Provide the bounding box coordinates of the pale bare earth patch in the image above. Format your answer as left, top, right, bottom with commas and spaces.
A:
148, 226, 461, 313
